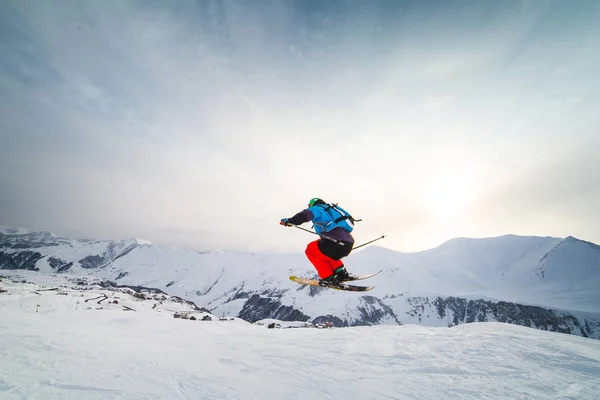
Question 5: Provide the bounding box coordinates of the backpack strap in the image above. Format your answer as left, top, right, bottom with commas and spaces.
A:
311, 203, 362, 231
325, 203, 361, 224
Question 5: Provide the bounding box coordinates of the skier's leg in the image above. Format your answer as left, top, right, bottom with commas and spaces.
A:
305, 240, 337, 279
318, 239, 356, 281
318, 239, 353, 260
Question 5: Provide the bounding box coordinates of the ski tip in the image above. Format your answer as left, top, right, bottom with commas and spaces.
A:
336, 285, 375, 292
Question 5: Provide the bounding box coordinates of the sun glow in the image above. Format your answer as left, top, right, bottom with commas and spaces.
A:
420, 159, 478, 221
425, 175, 473, 218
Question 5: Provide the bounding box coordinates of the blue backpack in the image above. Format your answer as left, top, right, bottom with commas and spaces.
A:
309, 203, 358, 234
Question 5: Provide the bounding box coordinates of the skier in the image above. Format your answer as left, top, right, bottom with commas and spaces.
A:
280, 198, 358, 286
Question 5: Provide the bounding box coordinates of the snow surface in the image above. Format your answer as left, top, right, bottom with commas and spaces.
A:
0, 278, 599, 400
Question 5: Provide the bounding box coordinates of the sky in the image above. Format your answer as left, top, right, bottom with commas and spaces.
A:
1, 0, 599, 254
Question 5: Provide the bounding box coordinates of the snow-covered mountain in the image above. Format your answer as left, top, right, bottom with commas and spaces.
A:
1, 225, 599, 338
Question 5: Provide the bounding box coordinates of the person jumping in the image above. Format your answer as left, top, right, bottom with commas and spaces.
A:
280, 198, 358, 286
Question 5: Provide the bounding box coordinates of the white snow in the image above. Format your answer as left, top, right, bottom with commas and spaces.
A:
0, 278, 599, 400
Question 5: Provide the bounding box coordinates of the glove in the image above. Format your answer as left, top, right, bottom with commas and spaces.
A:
280, 218, 294, 227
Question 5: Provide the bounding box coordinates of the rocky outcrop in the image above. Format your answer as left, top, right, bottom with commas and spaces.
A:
0, 251, 42, 270
57, 262, 74, 273
426, 296, 599, 338
47, 257, 74, 273
238, 295, 311, 323
230, 293, 600, 338
77, 242, 139, 269
115, 271, 128, 280
79, 255, 106, 269
99, 280, 168, 295
355, 296, 402, 326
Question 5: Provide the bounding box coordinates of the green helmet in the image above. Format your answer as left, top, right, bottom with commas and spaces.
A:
308, 197, 324, 207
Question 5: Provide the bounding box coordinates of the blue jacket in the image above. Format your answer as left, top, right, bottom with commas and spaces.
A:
308, 204, 354, 234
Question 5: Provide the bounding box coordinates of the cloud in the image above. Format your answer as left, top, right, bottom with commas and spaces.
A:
1, 0, 599, 252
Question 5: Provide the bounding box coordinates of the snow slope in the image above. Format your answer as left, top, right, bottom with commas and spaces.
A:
0, 279, 599, 400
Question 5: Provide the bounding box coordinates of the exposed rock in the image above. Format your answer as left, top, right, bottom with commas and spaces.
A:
57, 262, 73, 273
231, 293, 600, 339
48, 256, 66, 269
354, 296, 402, 326
78, 255, 105, 269
76, 242, 139, 269
99, 281, 168, 295
0, 251, 42, 270
115, 272, 128, 280
427, 296, 599, 338
238, 295, 311, 323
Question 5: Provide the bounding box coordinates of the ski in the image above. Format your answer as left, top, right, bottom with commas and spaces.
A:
341, 269, 383, 282
289, 276, 374, 292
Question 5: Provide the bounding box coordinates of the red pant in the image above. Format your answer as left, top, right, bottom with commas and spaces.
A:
305, 240, 343, 279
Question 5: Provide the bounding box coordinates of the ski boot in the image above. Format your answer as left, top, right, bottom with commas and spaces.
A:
318, 266, 357, 287
332, 265, 358, 282
318, 275, 336, 287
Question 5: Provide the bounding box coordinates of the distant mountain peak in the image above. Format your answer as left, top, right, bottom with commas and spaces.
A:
131, 238, 153, 246
0, 225, 35, 235
561, 235, 600, 249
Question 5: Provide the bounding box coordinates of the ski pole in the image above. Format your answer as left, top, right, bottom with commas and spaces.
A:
352, 235, 386, 250
293, 225, 385, 248
293, 225, 317, 235
293, 225, 344, 245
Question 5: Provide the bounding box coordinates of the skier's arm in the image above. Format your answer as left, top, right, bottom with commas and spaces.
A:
283, 209, 314, 226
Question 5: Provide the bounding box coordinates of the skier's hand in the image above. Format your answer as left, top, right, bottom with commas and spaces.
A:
280, 218, 294, 227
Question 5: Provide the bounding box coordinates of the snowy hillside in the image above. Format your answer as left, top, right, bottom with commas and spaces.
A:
1, 226, 600, 339
0, 273, 216, 319
1, 277, 599, 400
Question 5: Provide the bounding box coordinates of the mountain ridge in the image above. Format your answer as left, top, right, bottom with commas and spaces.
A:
1, 225, 599, 338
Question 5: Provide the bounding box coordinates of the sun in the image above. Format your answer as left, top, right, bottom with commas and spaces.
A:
422, 172, 475, 220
